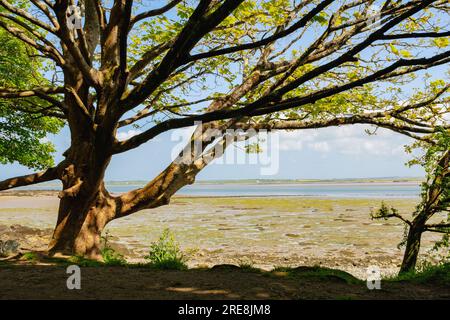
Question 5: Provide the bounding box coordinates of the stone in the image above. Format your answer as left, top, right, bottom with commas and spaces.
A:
0, 239, 20, 256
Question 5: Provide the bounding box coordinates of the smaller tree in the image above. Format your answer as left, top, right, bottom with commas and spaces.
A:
372, 128, 450, 274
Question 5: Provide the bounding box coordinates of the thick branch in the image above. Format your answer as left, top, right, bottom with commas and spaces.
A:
0, 167, 60, 191
0, 86, 64, 99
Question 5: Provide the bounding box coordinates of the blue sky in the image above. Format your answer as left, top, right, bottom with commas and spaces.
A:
111, 124, 424, 180
0, 124, 424, 181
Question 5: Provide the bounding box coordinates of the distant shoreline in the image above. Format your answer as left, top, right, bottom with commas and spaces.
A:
0, 178, 422, 199
108, 177, 423, 185
0, 190, 421, 200
8, 177, 424, 189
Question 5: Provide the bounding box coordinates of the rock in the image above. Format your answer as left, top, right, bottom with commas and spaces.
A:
211, 264, 241, 271
0, 224, 52, 252
0, 239, 20, 257
285, 233, 300, 238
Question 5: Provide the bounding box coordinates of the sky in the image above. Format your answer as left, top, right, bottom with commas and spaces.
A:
0, 124, 424, 181
103, 124, 425, 180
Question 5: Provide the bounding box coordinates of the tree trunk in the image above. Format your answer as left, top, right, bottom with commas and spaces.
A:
47, 139, 115, 259
48, 186, 115, 259
399, 224, 424, 274
45, 55, 118, 258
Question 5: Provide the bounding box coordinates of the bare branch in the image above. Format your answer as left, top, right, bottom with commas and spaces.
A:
120, 0, 245, 113
29, 0, 60, 29
130, 0, 182, 28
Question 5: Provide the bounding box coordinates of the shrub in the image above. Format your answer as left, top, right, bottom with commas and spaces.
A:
144, 228, 187, 270
101, 231, 127, 266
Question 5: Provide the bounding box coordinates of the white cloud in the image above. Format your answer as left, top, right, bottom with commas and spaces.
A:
277, 130, 319, 151
278, 139, 304, 151
308, 141, 330, 153
116, 129, 142, 141
275, 125, 410, 157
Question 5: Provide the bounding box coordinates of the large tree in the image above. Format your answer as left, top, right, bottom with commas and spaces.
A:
0, 0, 449, 259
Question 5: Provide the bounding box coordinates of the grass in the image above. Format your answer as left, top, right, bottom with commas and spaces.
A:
386, 263, 450, 284
4, 251, 450, 294
144, 259, 187, 270
21, 252, 38, 261
236, 259, 261, 273
68, 256, 105, 267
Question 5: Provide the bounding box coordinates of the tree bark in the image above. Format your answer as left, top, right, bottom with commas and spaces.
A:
46, 142, 115, 256
48, 182, 116, 259
46, 82, 115, 258
400, 224, 424, 274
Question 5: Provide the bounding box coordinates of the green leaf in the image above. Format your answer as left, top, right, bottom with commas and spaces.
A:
433, 37, 449, 48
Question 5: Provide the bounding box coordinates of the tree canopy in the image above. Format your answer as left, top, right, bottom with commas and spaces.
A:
0, 26, 62, 169
0, 0, 448, 258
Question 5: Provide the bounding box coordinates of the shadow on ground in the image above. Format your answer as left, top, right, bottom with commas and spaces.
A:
1, 261, 449, 300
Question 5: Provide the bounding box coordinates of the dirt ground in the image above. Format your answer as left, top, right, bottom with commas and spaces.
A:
1, 263, 449, 300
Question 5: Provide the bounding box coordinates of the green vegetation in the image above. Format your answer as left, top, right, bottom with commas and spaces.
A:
0, 25, 62, 170
10, 230, 188, 270
373, 128, 450, 273
386, 263, 450, 285
237, 259, 260, 273
100, 232, 127, 266
67, 256, 105, 268
144, 229, 188, 270
21, 252, 38, 261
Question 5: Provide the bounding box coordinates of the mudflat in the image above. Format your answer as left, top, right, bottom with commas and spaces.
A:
0, 191, 444, 279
